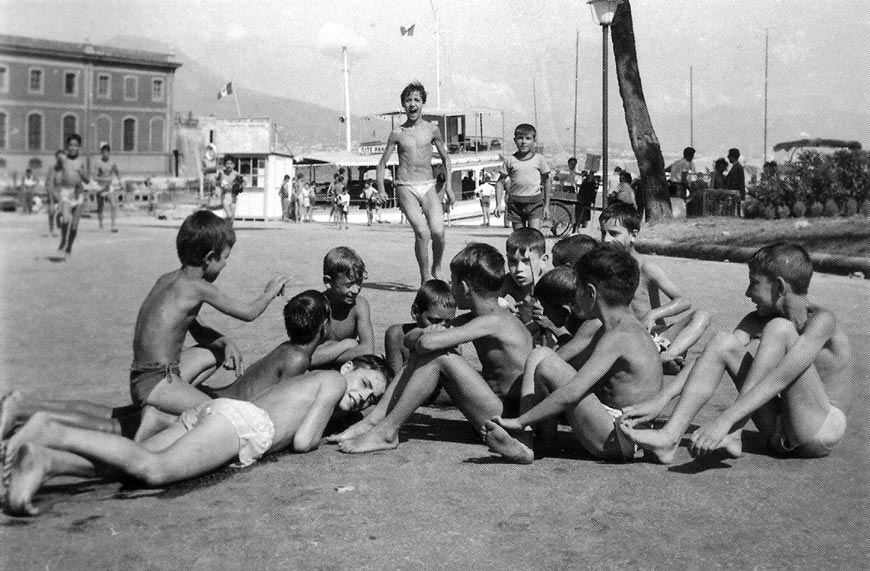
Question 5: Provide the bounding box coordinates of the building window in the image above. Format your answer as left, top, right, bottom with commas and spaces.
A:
27, 113, 43, 150
97, 73, 111, 98
0, 111, 6, 149
123, 76, 138, 101
28, 68, 44, 94
64, 71, 78, 96
0, 65, 8, 93
123, 117, 136, 151
151, 78, 164, 101
149, 117, 165, 151
62, 114, 78, 146
236, 157, 265, 188
96, 115, 112, 150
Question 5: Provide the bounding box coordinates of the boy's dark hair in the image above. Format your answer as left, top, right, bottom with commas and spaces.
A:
349, 354, 394, 388
284, 174, 291, 180
715, 157, 728, 170
619, 171, 632, 183
536, 266, 576, 307
599, 202, 642, 234
683, 146, 696, 159
575, 244, 639, 307
284, 290, 331, 345
748, 242, 813, 295
506, 227, 546, 257
413, 279, 456, 312
450, 243, 505, 295
551, 234, 598, 267
223, 155, 236, 164
176, 210, 236, 267
514, 123, 536, 138
100, 143, 111, 152
401, 81, 427, 104
323, 246, 367, 282
66, 133, 82, 145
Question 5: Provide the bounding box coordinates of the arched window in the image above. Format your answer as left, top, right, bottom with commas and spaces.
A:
0, 111, 6, 150
123, 117, 136, 151
62, 114, 77, 146
149, 117, 165, 152
96, 115, 112, 150
27, 112, 43, 151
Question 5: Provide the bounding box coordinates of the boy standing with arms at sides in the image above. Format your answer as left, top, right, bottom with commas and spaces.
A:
95, 143, 121, 232
495, 124, 551, 231
621, 243, 854, 463
476, 173, 496, 226
311, 247, 376, 368
377, 82, 454, 284
336, 184, 350, 229
599, 203, 711, 373
215, 155, 244, 227
56, 134, 90, 257
330, 243, 534, 460
488, 245, 664, 462
362, 180, 378, 226
384, 280, 457, 382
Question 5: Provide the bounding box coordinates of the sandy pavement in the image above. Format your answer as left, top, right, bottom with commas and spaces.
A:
1, 213, 868, 570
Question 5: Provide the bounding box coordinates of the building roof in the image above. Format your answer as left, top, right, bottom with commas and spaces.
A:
0, 34, 181, 71
772, 138, 862, 152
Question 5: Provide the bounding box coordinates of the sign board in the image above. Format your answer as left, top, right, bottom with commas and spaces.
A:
214, 118, 272, 154
358, 142, 387, 156
584, 154, 601, 173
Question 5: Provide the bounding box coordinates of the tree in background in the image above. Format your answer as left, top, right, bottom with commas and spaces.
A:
611, 0, 671, 221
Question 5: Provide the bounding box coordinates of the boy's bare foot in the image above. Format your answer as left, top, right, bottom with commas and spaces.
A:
0, 390, 24, 439
337, 427, 398, 454
326, 419, 375, 443
661, 354, 685, 376
5, 443, 49, 516
133, 406, 176, 442
620, 424, 679, 464
483, 420, 533, 464
716, 430, 743, 459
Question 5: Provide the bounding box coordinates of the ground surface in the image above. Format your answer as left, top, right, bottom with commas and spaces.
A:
1, 212, 868, 571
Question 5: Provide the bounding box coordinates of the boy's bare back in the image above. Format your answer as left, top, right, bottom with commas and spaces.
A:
803, 304, 854, 409
593, 317, 664, 410
212, 342, 312, 402
390, 121, 441, 183
455, 309, 533, 397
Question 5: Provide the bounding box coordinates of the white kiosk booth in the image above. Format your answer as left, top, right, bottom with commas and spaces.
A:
212, 118, 294, 221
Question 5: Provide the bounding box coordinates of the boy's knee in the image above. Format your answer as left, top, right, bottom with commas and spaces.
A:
135, 457, 169, 487
694, 310, 712, 330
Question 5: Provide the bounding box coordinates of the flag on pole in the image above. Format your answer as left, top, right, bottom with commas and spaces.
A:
217, 81, 233, 100
400, 24, 415, 36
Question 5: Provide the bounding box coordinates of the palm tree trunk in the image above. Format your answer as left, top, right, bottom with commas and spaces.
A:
611, 0, 671, 221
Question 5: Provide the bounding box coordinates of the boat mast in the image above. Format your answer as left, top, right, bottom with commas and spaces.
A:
573, 28, 579, 158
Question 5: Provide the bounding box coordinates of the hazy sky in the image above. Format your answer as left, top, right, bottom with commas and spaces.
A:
3, 0, 869, 157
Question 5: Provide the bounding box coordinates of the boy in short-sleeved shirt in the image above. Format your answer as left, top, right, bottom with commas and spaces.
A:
496, 124, 551, 230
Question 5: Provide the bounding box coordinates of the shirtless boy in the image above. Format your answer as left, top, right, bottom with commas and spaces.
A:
95, 143, 120, 232
56, 134, 91, 257
215, 155, 244, 227
330, 243, 534, 458
310, 247, 376, 368
4, 355, 389, 516
377, 82, 454, 284
384, 279, 457, 381
599, 203, 711, 373
621, 243, 854, 463
488, 244, 664, 462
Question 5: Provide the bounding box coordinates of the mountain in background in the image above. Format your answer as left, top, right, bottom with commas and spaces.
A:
106, 35, 390, 151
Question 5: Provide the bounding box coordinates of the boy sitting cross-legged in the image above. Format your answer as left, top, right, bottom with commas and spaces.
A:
620, 242, 854, 463
328, 243, 535, 460
487, 244, 664, 462
599, 202, 711, 373
310, 247, 376, 368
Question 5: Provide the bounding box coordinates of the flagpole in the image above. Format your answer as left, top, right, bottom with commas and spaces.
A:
689, 66, 694, 148
233, 85, 241, 118
343, 46, 352, 151
573, 28, 579, 159
764, 28, 769, 162
429, 0, 441, 108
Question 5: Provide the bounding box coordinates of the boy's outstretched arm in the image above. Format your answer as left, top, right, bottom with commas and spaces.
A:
292, 373, 347, 452
432, 127, 454, 204
693, 313, 837, 452
506, 334, 622, 428
555, 319, 602, 364
376, 132, 398, 202
640, 262, 692, 329
415, 314, 499, 354
198, 274, 287, 322
188, 319, 245, 377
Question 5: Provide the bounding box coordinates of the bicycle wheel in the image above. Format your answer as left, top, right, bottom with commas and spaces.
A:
549, 202, 573, 237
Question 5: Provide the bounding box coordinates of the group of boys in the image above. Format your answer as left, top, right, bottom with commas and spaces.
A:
0, 87, 854, 516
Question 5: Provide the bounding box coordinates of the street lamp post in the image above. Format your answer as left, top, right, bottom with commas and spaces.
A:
587, 0, 622, 207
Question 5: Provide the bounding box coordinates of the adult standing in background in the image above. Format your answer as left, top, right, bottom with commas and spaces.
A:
666, 146, 696, 199
279, 174, 291, 222
725, 148, 745, 199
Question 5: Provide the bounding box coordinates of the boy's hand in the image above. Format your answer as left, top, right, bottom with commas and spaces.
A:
264, 274, 289, 298
619, 398, 666, 426
641, 313, 657, 333
688, 418, 730, 458
491, 416, 523, 432
217, 337, 244, 378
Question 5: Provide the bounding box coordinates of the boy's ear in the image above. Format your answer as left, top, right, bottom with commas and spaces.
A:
323, 275, 332, 287
587, 283, 598, 306
203, 249, 219, 264
560, 303, 574, 317
339, 361, 354, 375
773, 276, 789, 297
630, 229, 639, 240
410, 303, 420, 320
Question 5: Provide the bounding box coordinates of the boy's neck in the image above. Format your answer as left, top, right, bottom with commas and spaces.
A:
595, 300, 636, 330
179, 264, 207, 280
468, 292, 503, 316
514, 150, 535, 160
324, 287, 353, 307
781, 293, 810, 330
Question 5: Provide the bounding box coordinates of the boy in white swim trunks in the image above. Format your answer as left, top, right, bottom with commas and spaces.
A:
487, 244, 663, 462
56, 133, 91, 257
377, 81, 454, 284
5, 355, 390, 516
620, 243, 854, 463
